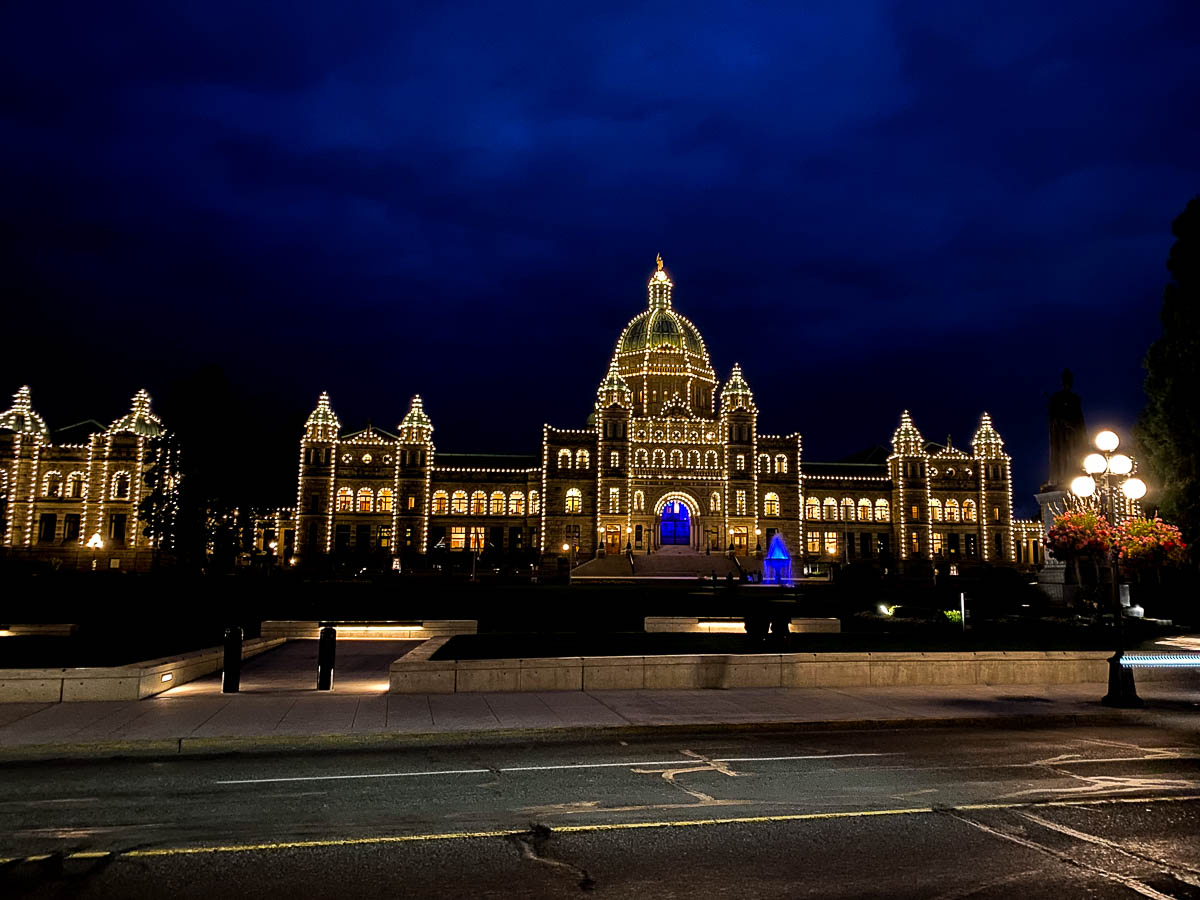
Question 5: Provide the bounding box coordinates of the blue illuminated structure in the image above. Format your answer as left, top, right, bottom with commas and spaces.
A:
660, 501, 690, 546
763, 533, 793, 586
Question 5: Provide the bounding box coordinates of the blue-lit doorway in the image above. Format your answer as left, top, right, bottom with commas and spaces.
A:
660, 501, 691, 546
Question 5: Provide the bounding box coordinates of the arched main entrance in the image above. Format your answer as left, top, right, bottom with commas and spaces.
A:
659, 500, 691, 546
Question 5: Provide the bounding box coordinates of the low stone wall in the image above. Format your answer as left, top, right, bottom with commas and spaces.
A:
0, 624, 77, 636
390, 639, 1121, 694
644, 616, 841, 634
0, 638, 285, 703
260, 620, 477, 640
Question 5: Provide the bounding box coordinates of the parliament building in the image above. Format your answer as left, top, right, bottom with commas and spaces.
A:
279, 258, 1044, 574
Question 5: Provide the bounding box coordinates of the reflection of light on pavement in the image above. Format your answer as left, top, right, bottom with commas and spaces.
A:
1154, 636, 1200, 651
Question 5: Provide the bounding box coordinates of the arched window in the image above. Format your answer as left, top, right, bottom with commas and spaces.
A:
609, 451, 620, 468
357, 488, 373, 512
470, 490, 487, 515
490, 491, 506, 515
669, 449, 683, 467
840, 498, 855, 521
565, 488, 582, 514
963, 499, 978, 522
823, 497, 837, 521
575, 449, 590, 469
635, 448, 648, 466
875, 499, 890, 522
945, 499, 960, 522
710, 492, 721, 513
451, 490, 468, 514
508, 491, 525, 515
652, 449, 665, 467
529, 491, 540, 515
432, 490, 449, 515
775, 455, 788, 474
704, 450, 718, 468
41, 471, 63, 498
758, 454, 770, 473
686, 450, 699, 468
857, 498, 872, 521
930, 498, 943, 521
377, 488, 394, 513
557, 449, 571, 470
336, 487, 353, 511
66, 472, 85, 499
634, 490, 645, 512
111, 472, 131, 500
763, 492, 780, 516
805, 496, 820, 521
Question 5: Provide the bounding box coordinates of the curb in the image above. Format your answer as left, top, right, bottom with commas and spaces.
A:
0, 709, 1142, 764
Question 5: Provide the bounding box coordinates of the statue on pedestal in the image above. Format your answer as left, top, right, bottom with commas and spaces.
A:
1046, 368, 1087, 491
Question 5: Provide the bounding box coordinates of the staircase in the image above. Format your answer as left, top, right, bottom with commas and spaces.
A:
572, 545, 757, 580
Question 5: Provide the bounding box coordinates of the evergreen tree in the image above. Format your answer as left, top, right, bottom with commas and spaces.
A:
1137, 196, 1200, 550
138, 432, 181, 567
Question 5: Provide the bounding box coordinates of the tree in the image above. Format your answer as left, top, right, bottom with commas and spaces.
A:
1137, 196, 1200, 553
137, 432, 182, 567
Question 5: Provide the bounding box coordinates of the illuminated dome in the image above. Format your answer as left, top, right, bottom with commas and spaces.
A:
110, 389, 164, 438
606, 256, 717, 418
0, 386, 49, 442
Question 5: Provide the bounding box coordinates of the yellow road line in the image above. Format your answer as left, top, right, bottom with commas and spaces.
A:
11, 794, 1198, 863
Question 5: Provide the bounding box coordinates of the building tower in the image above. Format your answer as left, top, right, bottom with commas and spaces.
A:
889, 410, 931, 569
720, 364, 758, 554
971, 412, 1014, 562
0, 386, 49, 547
396, 395, 435, 555
296, 392, 340, 561
595, 359, 633, 554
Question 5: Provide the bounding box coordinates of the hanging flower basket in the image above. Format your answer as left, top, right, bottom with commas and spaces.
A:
1113, 517, 1188, 571
1046, 509, 1114, 561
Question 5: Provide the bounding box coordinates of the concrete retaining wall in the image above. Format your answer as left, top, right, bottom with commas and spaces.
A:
261, 620, 477, 640
390, 639, 1127, 693
644, 617, 841, 634
0, 638, 285, 703
0, 624, 77, 636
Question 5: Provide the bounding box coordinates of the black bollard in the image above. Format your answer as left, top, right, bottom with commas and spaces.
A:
222, 626, 243, 693
317, 625, 336, 690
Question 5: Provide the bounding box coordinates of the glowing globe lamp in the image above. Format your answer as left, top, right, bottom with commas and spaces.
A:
1108, 454, 1133, 475
1095, 430, 1120, 452
1070, 475, 1097, 498
1122, 478, 1147, 500
1083, 453, 1108, 475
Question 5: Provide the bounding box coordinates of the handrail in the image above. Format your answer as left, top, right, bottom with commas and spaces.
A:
626, 547, 636, 574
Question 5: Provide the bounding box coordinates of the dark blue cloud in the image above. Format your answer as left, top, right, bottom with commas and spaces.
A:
2, 0, 1198, 511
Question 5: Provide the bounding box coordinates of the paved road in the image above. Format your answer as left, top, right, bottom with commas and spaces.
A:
3, 722, 1199, 897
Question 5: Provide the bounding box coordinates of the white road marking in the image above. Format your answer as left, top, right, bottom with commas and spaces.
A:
214, 752, 893, 785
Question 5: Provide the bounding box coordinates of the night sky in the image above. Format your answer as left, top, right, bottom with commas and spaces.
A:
4, 2, 1199, 515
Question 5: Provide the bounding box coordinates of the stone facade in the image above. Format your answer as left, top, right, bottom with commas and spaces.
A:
280, 258, 1043, 574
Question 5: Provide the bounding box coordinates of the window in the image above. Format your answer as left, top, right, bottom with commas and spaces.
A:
763, 492, 780, 516
710, 492, 721, 514
38, 513, 57, 543
875, 499, 890, 522
529, 491, 540, 515
407, 495, 416, 510
64, 513, 81, 542
823, 497, 837, 521
451, 490, 468, 514
910, 504, 920, 521
508, 491, 526, 515
963, 499, 977, 522
576, 449, 590, 469
841, 498, 854, 521
932, 532, 944, 555
608, 487, 620, 513
111, 472, 131, 500
687, 450, 699, 468
945, 499, 960, 522
805, 497, 820, 521
704, 450, 718, 468
66, 472, 84, 499
775, 455, 788, 474
633, 490, 645, 512
736, 490, 746, 515
860, 532, 871, 557
336, 487, 353, 511
449, 526, 466, 550
736, 454, 745, 470
823, 531, 838, 556
992, 506, 1001, 522
758, 454, 770, 473
910, 531, 920, 555
469, 526, 487, 551
470, 491, 487, 515
857, 498, 872, 521
108, 513, 127, 545
357, 488, 373, 512
669, 449, 682, 468
432, 490, 449, 515
557, 449, 571, 470
609, 451, 620, 468
565, 488, 582, 513
652, 449, 665, 467
930, 498, 942, 521
490, 491, 506, 515
379, 526, 391, 549
807, 531, 821, 554
635, 448, 648, 466
41, 471, 63, 498
377, 488, 394, 513
965, 534, 977, 557
994, 532, 1003, 556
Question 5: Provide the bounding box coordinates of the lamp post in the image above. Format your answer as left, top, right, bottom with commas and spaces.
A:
562, 541, 574, 586
1068, 429, 1147, 708
86, 532, 103, 571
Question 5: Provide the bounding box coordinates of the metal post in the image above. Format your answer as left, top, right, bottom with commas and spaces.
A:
222, 626, 242, 693
317, 624, 336, 691
1100, 463, 1140, 707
